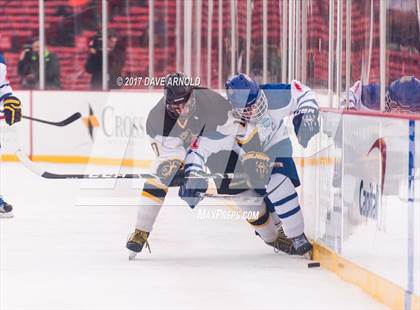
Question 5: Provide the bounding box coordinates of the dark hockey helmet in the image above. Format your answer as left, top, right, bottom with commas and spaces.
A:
386, 76, 420, 113
164, 72, 194, 119
225, 73, 267, 122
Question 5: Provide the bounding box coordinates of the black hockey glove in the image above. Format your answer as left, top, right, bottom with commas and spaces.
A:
242, 151, 271, 190
3, 96, 22, 126
293, 107, 319, 148
179, 170, 208, 209
156, 159, 184, 186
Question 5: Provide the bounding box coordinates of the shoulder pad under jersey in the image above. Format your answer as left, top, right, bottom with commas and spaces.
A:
260, 83, 292, 110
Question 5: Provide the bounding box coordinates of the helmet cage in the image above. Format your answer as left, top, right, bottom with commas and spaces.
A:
233, 90, 268, 122
385, 91, 411, 113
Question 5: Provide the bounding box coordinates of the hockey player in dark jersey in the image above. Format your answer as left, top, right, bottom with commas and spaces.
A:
126, 72, 292, 259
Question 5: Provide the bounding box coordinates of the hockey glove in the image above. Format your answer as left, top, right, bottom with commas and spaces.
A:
292, 107, 319, 148
242, 151, 271, 190
156, 159, 185, 186
179, 170, 208, 209
3, 96, 22, 126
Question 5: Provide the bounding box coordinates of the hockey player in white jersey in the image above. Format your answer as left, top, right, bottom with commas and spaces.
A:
180, 73, 320, 256
0, 52, 22, 218
340, 76, 420, 113
126, 72, 294, 259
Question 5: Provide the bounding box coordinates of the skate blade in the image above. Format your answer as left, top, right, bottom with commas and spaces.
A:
128, 250, 138, 260
0, 212, 14, 218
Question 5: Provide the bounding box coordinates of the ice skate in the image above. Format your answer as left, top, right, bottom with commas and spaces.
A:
265, 225, 296, 255
290, 233, 313, 257
126, 229, 150, 260
0, 199, 13, 218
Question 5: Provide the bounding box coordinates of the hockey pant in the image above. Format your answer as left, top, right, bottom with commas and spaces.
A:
135, 150, 248, 233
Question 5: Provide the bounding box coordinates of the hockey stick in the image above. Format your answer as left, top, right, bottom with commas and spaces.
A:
16, 149, 244, 180
0, 111, 81, 127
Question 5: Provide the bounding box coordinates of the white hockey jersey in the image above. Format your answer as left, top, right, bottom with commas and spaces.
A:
0, 53, 14, 105
186, 80, 319, 170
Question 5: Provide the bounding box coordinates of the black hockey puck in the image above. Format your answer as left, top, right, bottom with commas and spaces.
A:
308, 262, 320, 268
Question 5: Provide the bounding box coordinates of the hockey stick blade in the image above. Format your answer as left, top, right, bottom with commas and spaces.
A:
1, 110, 81, 127
16, 150, 243, 180
16, 149, 156, 179
22, 112, 82, 127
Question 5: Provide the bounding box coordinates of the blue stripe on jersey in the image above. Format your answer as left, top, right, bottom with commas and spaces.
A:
296, 90, 311, 106
272, 192, 298, 207
278, 206, 301, 219
185, 163, 203, 171
0, 53, 5, 65
261, 83, 292, 110
0, 83, 10, 89
0, 92, 12, 102
260, 83, 291, 90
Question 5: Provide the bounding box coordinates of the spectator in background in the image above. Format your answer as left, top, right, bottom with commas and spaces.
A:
17, 40, 61, 90
85, 31, 126, 90
108, 34, 126, 89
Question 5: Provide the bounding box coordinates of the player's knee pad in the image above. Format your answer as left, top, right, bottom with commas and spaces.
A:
234, 190, 278, 242
246, 205, 277, 243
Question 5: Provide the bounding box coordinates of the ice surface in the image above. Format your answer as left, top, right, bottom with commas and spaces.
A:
0, 162, 386, 309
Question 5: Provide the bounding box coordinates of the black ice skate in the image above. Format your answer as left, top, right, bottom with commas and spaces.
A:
0, 200, 13, 218
126, 229, 150, 260
265, 225, 297, 255
290, 233, 313, 256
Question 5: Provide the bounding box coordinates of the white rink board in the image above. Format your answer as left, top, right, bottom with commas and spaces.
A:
307, 111, 420, 297
31, 91, 160, 160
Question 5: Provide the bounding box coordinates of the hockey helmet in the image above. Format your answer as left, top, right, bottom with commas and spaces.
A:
164, 72, 194, 119
225, 73, 267, 122
361, 83, 380, 110
386, 76, 420, 113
